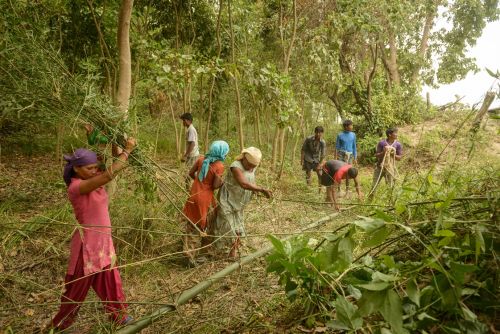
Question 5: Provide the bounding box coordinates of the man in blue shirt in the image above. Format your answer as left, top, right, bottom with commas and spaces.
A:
334, 120, 358, 197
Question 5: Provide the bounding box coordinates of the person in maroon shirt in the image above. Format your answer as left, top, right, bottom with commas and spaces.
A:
321, 160, 364, 210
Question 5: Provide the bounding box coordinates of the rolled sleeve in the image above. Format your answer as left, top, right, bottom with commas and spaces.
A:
301, 138, 309, 151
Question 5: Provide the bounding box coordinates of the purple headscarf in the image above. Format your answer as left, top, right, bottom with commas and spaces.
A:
63, 148, 99, 186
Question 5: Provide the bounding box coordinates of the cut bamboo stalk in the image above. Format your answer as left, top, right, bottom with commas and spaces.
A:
115, 212, 342, 334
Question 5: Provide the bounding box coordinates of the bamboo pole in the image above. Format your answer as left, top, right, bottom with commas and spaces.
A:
115, 212, 342, 334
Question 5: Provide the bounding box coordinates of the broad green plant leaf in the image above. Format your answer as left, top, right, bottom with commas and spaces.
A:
355, 218, 384, 234
406, 276, 420, 307
335, 295, 363, 330
362, 226, 389, 248
266, 261, 285, 275
379, 290, 403, 333
357, 282, 391, 291
267, 234, 286, 256
379, 255, 395, 269
375, 210, 393, 222
278, 259, 298, 278
325, 320, 351, 330
372, 272, 399, 282
355, 290, 384, 317
435, 230, 456, 237
450, 262, 477, 273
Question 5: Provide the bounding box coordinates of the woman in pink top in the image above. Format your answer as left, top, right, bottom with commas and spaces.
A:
50, 137, 136, 331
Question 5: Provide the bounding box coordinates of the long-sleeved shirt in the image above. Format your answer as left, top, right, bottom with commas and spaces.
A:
335, 131, 357, 158
301, 135, 326, 163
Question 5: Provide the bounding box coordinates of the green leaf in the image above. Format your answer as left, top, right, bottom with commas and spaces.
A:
265, 251, 284, 262
435, 230, 456, 237
354, 218, 385, 234
357, 282, 391, 291
337, 233, 355, 269
375, 210, 393, 222
110, 255, 117, 269
379, 255, 395, 269
450, 262, 478, 273
406, 277, 420, 307
278, 259, 298, 278
379, 290, 403, 333
267, 234, 286, 255
266, 261, 285, 275
362, 226, 389, 248
355, 290, 384, 317
417, 312, 438, 321
325, 232, 343, 241
461, 307, 477, 322
372, 272, 399, 282
325, 320, 351, 330
336, 295, 363, 330
438, 236, 452, 247
396, 205, 406, 214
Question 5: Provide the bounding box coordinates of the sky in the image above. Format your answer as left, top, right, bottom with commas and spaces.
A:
421, 18, 500, 109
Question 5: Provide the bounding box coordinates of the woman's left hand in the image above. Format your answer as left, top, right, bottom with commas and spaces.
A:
125, 137, 137, 153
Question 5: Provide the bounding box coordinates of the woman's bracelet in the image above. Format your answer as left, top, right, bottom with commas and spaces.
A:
261, 187, 265, 193
121, 151, 129, 161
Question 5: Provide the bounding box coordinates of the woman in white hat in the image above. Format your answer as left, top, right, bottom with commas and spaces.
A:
214, 147, 272, 258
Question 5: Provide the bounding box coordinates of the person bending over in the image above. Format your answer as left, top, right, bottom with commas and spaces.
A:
321, 160, 363, 210
301, 126, 326, 193
214, 147, 272, 259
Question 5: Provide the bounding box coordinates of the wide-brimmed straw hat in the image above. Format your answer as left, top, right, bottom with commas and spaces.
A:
235, 147, 262, 165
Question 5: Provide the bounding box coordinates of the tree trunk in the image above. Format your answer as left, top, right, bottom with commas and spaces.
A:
378, 35, 400, 86
410, 0, 441, 85
277, 127, 290, 180
168, 94, 180, 155
426, 92, 430, 112
265, 103, 270, 144
279, 127, 285, 161
198, 74, 203, 150
271, 122, 280, 172
228, 0, 244, 151
282, 0, 297, 75
252, 94, 262, 147
291, 95, 305, 165
116, 0, 134, 113
471, 91, 496, 132
204, 0, 223, 153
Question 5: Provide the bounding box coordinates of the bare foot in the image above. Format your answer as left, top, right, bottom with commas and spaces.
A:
228, 248, 237, 259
